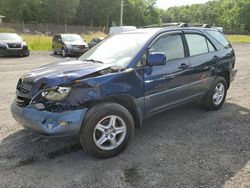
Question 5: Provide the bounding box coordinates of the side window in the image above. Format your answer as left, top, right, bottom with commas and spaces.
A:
150, 34, 185, 61
185, 34, 209, 56
207, 39, 215, 52
206, 30, 230, 48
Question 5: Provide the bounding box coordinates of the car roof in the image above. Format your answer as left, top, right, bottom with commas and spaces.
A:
124, 26, 219, 36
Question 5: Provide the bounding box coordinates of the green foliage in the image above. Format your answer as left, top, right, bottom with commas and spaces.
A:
226, 35, 250, 43
1, 0, 249, 32
161, 0, 250, 33
20, 32, 107, 51
0, 0, 160, 27
21, 34, 52, 51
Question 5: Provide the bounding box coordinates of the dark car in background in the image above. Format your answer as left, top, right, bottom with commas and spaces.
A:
0, 33, 30, 57
11, 25, 237, 158
88, 37, 105, 48
52, 34, 88, 57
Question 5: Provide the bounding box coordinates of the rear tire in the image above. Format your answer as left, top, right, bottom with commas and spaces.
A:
202, 76, 227, 111
79, 102, 134, 158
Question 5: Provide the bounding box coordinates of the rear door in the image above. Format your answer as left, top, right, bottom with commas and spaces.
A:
144, 31, 194, 114
183, 30, 218, 96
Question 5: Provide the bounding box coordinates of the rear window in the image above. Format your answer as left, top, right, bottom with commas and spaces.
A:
206, 30, 230, 48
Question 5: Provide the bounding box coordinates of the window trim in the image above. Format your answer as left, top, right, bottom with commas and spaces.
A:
184, 32, 217, 57
135, 31, 188, 68
151, 32, 186, 57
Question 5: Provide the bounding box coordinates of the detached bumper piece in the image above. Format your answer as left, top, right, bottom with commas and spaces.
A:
11, 101, 87, 136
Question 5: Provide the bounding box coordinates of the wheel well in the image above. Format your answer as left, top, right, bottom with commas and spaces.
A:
84, 96, 142, 129
218, 70, 230, 89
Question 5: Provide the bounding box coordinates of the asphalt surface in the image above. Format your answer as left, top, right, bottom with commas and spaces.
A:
0, 45, 249, 188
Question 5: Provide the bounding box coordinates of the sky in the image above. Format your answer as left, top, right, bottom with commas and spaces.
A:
156, 0, 209, 9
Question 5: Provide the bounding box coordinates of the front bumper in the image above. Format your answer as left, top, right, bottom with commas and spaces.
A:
11, 101, 87, 136
0, 48, 26, 56
66, 48, 88, 56
230, 68, 237, 82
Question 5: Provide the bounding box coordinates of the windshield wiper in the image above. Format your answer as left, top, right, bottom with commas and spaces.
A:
83, 59, 104, 64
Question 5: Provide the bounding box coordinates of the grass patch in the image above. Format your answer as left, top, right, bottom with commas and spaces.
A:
226, 35, 250, 43
21, 34, 52, 51
20, 32, 107, 51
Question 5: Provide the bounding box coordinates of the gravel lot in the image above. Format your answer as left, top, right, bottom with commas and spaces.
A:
0, 45, 250, 188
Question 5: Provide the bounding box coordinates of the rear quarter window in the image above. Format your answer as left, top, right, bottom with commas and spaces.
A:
206, 30, 230, 48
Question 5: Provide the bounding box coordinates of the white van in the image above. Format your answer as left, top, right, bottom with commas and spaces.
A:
109, 26, 137, 35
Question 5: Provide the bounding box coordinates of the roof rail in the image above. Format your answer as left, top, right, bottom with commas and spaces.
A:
142, 23, 213, 29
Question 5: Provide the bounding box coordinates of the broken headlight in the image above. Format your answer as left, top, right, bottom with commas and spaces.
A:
42, 87, 71, 101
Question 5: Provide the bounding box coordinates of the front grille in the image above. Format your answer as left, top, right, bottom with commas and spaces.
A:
73, 45, 85, 49
7, 43, 22, 48
16, 96, 31, 107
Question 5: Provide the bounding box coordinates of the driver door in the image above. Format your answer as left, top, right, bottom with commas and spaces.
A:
144, 32, 193, 114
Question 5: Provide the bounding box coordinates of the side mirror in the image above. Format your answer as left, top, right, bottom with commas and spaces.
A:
147, 52, 167, 66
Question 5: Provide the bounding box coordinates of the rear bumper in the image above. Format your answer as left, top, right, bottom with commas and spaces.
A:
11, 101, 87, 136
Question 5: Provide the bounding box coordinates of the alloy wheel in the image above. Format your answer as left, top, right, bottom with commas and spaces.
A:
212, 82, 225, 105
93, 115, 127, 151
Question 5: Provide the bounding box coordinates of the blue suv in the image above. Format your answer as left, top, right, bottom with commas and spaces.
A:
11, 26, 237, 158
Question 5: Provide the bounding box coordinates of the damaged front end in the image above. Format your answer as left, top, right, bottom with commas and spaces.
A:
11, 83, 88, 136
10, 61, 118, 136
11, 58, 143, 136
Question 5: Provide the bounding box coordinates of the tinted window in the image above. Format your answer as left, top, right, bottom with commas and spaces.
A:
207, 39, 215, 52
206, 30, 230, 48
150, 34, 185, 61
185, 34, 209, 56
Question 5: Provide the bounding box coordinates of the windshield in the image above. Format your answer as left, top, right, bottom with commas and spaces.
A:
0, 33, 22, 41
61, 34, 84, 42
79, 33, 151, 68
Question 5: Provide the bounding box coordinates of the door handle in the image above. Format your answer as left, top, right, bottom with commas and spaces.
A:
178, 63, 190, 69
212, 55, 219, 61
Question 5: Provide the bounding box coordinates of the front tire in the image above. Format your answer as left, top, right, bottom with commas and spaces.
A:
79, 103, 134, 158
23, 49, 30, 57
202, 76, 227, 110
61, 48, 67, 57
52, 46, 57, 55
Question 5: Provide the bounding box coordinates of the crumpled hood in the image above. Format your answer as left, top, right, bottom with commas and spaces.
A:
24, 60, 112, 89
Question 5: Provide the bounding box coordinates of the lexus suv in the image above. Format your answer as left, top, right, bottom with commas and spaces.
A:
0, 33, 30, 57
11, 26, 237, 158
52, 34, 88, 57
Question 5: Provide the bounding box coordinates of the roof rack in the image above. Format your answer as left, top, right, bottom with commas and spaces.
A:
141, 23, 225, 33
142, 23, 211, 28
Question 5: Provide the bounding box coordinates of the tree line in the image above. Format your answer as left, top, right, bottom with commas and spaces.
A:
0, 0, 160, 27
161, 0, 250, 33
0, 0, 249, 32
